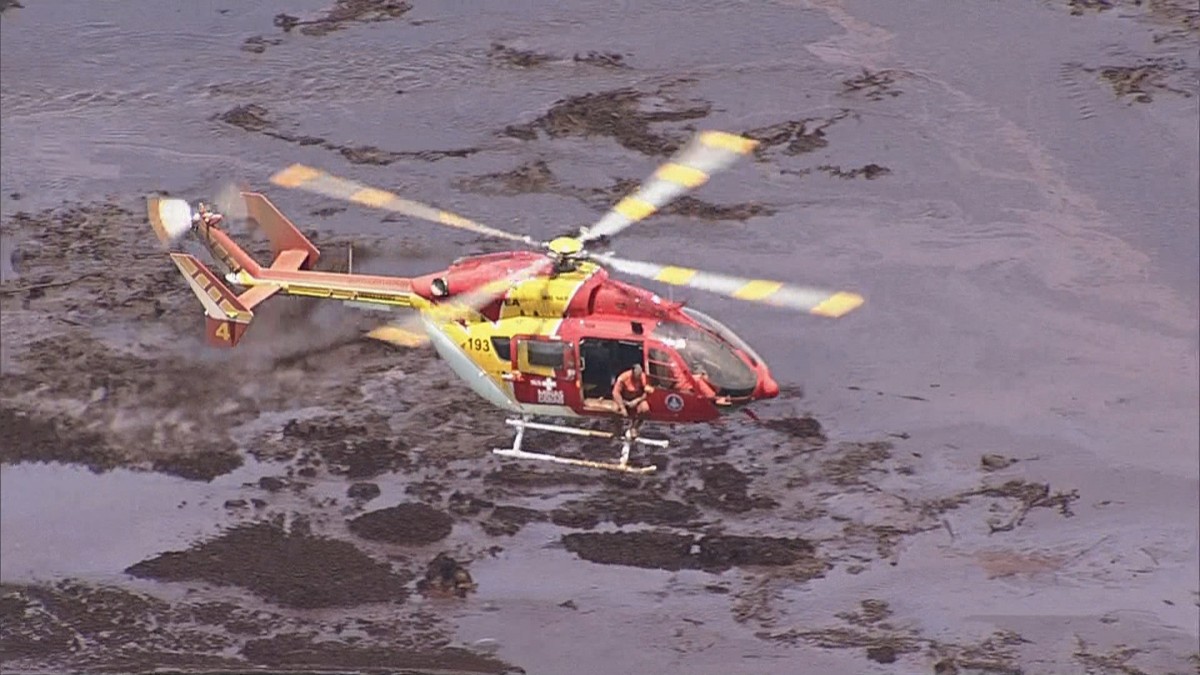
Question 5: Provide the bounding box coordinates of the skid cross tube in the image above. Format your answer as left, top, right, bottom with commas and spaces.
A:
491, 416, 668, 474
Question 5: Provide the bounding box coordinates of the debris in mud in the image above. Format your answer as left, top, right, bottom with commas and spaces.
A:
415, 553, 476, 598
591, 178, 776, 221
840, 68, 904, 101
215, 102, 479, 164
1068, 0, 1115, 14
448, 490, 494, 516
574, 51, 628, 68
551, 490, 701, 529
311, 205, 347, 218
126, 521, 410, 608
1083, 58, 1195, 103
487, 43, 629, 69
561, 530, 826, 574
240, 35, 283, 54
0, 581, 246, 671
219, 103, 274, 132
482, 504, 548, 536
975, 479, 1079, 533
980, 453, 1017, 471
152, 448, 244, 482
348, 481, 382, 502
455, 160, 772, 222
817, 163, 891, 180
866, 645, 898, 664
273, 0, 412, 37
239, 633, 510, 674
0, 331, 259, 482
348, 503, 454, 545
742, 111, 854, 160
836, 599, 894, 627
762, 415, 826, 442
501, 85, 711, 156
282, 416, 412, 478
819, 441, 894, 487
455, 160, 559, 196
0, 407, 118, 473
684, 462, 779, 513
0, 579, 507, 674
490, 42, 555, 68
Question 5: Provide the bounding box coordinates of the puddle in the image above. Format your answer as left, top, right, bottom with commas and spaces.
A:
0, 459, 279, 583
449, 522, 819, 675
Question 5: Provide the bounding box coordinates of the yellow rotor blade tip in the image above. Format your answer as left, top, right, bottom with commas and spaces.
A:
271, 164, 321, 188
809, 292, 865, 318
699, 131, 759, 154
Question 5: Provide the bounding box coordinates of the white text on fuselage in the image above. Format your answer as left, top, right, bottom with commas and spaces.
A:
534, 377, 565, 405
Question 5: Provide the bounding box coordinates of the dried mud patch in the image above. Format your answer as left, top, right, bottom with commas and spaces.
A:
217, 102, 478, 164
0, 579, 509, 674
562, 530, 826, 575
551, 490, 702, 530
0, 201, 189, 325
281, 415, 412, 478
0, 334, 263, 479
0, 406, 121, 474
0, 581, 244, 672
684, 461, 779, 513
348, 502, 455, 545
126, 520, 411, 608
501, 83, 711, 156
482, 504, 548, 536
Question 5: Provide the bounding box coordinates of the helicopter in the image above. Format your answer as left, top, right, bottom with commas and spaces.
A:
148, 130, 864, 474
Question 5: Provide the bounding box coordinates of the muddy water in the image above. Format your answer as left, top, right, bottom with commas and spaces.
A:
3, 0, 1198, 673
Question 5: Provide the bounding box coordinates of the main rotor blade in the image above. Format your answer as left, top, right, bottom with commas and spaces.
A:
366, 256, 553, 347
270, 164, 534, 244
596, 253, 864, 318
578, 130, 759, 244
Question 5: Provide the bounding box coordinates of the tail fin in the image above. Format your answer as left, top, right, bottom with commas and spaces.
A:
170, 253, 254, 347
242, 192, 320, 270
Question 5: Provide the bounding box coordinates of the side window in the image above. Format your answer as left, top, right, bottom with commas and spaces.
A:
528, 341, 567, 367
647, 348, 679, 390
516, 337, 571, 375
491, 336, 512, 361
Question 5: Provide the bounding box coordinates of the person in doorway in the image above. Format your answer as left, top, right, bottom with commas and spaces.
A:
612, 363, 654, 433
693, 365, 731, 406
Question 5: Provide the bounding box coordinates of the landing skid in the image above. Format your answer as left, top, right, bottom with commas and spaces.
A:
492, 417, 668, 474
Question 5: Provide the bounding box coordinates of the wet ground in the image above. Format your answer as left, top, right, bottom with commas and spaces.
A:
2, 1, 1198, 673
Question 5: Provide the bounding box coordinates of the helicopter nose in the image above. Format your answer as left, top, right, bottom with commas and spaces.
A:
758, 371, 780, 399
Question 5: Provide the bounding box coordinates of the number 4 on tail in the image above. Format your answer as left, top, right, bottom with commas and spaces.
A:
205, 317, 246, 347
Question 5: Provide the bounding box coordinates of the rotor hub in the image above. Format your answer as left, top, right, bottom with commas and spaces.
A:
547, 236, 584, 257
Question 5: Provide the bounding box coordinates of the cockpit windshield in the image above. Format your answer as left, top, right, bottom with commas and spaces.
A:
681, 307, 762, 366
653, 319, 758, 396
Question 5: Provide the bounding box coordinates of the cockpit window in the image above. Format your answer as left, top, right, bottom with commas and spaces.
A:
681, 307, 761, 366
653, 320, 758, 396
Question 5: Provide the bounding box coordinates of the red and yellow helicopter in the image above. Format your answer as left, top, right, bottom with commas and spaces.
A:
148, 130, 864, 473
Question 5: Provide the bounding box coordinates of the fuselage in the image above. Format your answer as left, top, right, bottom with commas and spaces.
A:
408, 250, 780, 423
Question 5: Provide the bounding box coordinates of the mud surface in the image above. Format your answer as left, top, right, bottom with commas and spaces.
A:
2, 1, 1197, 674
